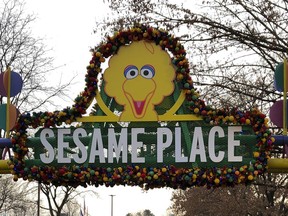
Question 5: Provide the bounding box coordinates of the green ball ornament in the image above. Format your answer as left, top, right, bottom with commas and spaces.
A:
185, 175, 190, 181
67, 173, 73, 179
90, 170, 95, 176
189, 101, 194, 106
192, 95, 198, 100
149, 171, 154, 176
184, 83, 190, 89
257, 164, 263, 170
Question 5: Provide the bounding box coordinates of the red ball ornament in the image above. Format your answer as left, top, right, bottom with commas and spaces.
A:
58, 168, 66, 176
240, 117, 246, 124
201, 110, 207, 116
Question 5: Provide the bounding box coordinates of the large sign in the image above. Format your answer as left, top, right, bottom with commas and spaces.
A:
10, 24, 273, 189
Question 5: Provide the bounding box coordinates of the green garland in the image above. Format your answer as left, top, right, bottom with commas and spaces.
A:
9, 24, 273, 189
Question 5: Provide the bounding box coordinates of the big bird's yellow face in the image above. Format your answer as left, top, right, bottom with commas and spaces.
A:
104, 41, 175, 121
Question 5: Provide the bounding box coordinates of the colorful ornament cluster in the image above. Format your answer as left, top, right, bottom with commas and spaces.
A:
9, 24, 273, 189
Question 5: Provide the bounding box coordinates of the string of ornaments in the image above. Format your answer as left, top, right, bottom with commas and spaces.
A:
10, 24, 273, 189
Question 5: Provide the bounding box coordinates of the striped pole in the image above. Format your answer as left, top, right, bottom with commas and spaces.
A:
5, 67, 11, 139
283, 59, 287, 135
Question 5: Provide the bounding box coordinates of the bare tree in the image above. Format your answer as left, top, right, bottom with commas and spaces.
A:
169, 186, 262, 216
0, 0, 71, 114
40, 184, 80, 216
40, 184, 97, 216
126, 209, 155, 216
0, 175, 37, 215
0, 0, 81, 215
170, 180, 288, 215
97, 0, 288, 112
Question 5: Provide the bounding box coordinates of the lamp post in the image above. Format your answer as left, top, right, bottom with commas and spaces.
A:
37, 182, 40, 216
109, 194, 115, 216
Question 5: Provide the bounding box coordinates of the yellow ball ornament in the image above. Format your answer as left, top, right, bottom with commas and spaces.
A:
253, 152, 260, 158
214, 178, 220, 184
248, 175, 254, 181
176, 73, 184, 81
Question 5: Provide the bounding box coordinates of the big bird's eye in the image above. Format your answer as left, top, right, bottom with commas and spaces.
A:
124, 65, 138, 79
140, 65, 155, 79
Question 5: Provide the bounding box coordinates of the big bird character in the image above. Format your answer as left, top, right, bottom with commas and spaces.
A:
104, 41, 175, 121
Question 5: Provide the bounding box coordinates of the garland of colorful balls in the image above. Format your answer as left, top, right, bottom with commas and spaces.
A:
9, 24, 274, 189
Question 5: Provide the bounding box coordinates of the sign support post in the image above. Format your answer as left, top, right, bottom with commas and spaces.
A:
5, 67, 11, 139
283, 58, 288, 158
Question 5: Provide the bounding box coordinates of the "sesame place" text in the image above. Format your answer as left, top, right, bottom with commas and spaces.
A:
39, 126, 243, 164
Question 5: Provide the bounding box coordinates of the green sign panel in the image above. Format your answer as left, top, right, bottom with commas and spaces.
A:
28, 125, 255, 167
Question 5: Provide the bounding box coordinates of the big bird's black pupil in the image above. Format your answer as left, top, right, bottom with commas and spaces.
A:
143, 70, 149, 76
130, 70, 136, 76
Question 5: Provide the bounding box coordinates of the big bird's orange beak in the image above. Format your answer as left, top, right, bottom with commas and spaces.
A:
123, 76, 156, 119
